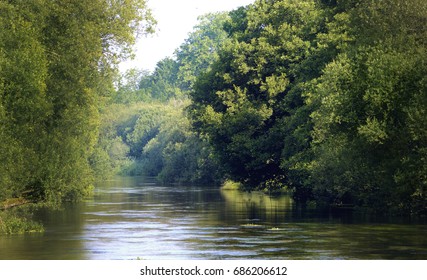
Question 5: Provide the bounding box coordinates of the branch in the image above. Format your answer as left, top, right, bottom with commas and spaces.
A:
0, 198, 30, 211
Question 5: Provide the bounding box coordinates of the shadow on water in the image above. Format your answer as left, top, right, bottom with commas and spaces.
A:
1, 176, 426, 259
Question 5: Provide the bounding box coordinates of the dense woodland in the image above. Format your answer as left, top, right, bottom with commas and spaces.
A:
0, 0, 155, 233
1, 0, 426, 234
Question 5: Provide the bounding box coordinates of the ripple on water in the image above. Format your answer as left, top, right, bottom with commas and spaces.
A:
3, 177, 424, 260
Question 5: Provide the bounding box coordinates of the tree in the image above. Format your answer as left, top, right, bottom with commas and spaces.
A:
176, 12, 231, 91
308, 0, 427, 213
0, 0, 155, 206
114, 69, 152, 104
140, 101, 221, 184
189, 0, 334, 192
94, 12, 234, 184
146, 58, 182, 100
0, 0, 49, 202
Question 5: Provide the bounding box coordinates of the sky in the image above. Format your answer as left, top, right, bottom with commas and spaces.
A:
120, 0, 255, 73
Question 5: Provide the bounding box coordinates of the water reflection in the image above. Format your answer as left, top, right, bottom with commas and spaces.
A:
0, 176, 426, 259
0, 204, 88, 259
219, 189, 293, 225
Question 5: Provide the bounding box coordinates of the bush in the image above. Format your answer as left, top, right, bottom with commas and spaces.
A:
0, 210, 44, 235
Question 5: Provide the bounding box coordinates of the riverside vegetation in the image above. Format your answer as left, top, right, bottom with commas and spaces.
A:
0, 0, 155, 233
1, 0, 426, 234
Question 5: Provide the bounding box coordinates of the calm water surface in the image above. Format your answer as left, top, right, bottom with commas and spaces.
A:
1, 176, 426, 259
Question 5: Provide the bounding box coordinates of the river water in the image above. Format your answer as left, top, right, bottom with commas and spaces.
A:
0, 176, 426, 260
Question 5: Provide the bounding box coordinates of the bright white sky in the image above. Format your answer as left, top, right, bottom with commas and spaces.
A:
120, 0, 255, 73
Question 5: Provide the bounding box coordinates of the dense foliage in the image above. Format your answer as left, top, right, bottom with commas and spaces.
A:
0, 0, 154, 233
96, 0, 426, 215
2, 0, 424, 236
92, 100, 221, 184
308, 0, 427, 213
189, 0, 426, 214
93, 13, 230, 185
190, 0, 331, 192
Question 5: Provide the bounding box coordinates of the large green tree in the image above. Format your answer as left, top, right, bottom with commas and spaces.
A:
188, 0, 426, 214
309, 0, 427, 213
0, 0, 154, 206
189, 0, 335, 192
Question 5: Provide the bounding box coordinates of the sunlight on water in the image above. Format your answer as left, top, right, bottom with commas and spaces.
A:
0, 176, 426, 260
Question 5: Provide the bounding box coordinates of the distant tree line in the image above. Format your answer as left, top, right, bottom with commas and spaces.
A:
92, 13, 229, 184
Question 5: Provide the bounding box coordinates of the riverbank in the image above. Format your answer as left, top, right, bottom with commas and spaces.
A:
0, 199, 44, 235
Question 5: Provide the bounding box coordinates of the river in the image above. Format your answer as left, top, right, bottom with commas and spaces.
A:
0, 176, 426, 260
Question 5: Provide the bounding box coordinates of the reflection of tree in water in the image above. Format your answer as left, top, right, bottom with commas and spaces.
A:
220, 189, 293, 224
3, 177, 426, 260
0, 203, 88, 260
